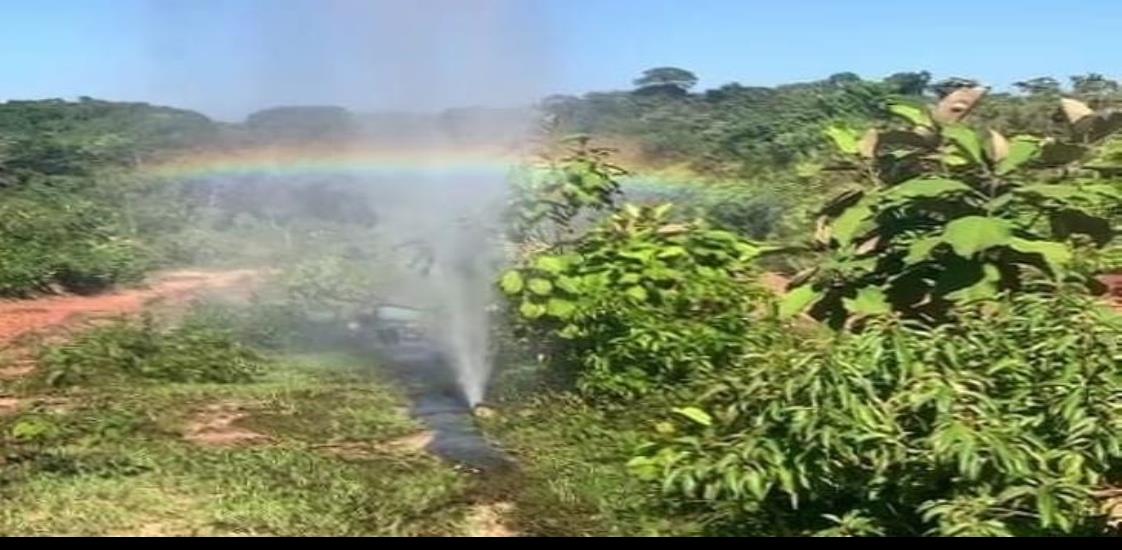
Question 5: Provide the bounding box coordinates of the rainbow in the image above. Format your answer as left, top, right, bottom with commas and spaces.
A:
143, 146, 523, 181
142, 145, 710, 200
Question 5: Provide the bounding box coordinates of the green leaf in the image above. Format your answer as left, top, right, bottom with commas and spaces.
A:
832, 201, 874, 246
887, 101, 933, 128
1016, 184, 1080, 201
942, 151, 971, 166
825, 124, 860, 155
656, 246, 686, 259
885, 178, 974, 202
545, 298, 576, 319
944, 263, 1001, 302
555, 275, 581, 294
499, 271, 524, 295
1008, 238, 1072, 276
779, 285, 822, 319
519, 301, 546, 319
843, 286, 891, 316
528, 278, 554, 296
942, 216, 1012, 257
672, 407, 713, 427
942, 124, 984, 165
905, 236, 944, 264
995, 136, 1040, 175
1038, 141, 1087, 166
534, 255, 567, 274
625, 286, 649, 302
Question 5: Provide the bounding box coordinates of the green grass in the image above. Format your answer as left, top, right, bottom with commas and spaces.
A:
479, 368, 706, 536
0, 352, 477, 536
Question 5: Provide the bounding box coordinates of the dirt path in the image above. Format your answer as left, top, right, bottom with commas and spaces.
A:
0, 269, 261, 349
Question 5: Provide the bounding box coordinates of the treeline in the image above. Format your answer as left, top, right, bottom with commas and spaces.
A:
541, 68, 1122, 176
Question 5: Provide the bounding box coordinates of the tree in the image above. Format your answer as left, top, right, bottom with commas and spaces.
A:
632, 67, 699, 96
1070, 73, 1119, 96
1014, 77, 1061, 96
929, 76, 980, 98
884, 71, 932, 95
827, 72, 862, 87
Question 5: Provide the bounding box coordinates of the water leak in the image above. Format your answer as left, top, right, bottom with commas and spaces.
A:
382, 348, 511, 471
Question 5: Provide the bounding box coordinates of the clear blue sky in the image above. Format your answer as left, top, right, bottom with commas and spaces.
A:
1, 0, 1120, 120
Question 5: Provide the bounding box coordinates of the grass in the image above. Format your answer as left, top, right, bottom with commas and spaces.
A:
478, 364, 706, 537
1, 308, 705, 536
0, 351, 477, 536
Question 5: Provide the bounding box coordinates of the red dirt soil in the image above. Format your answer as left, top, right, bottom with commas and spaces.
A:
0, 269, 261, 348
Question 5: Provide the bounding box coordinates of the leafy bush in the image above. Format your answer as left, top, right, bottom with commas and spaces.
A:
785, 92, 1122, 327
0, 189, 147, 296
41, 314, 268, 386
632, 292, 1122, 536
280, 255, 381, 321
502, 203, 771, 399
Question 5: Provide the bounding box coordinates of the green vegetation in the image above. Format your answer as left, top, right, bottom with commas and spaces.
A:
39, 313, 268, 387
2, 68, 1122, 537
497, 86, 1122, 536
0, 307, 474, 536
785, 93, 1121, 327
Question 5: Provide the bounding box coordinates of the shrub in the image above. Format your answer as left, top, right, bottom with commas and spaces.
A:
785, 93, 1122, 327
41, 314, 268, 387
502, 204, 771, 399
0, 189, 146, 296
632, 292, 1122, 536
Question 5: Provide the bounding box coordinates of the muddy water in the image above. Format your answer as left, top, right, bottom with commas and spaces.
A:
380, 348, 511, 472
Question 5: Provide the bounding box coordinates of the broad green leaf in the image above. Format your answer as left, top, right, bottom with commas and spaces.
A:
499, 271, 524, 294
942, 151, 971, 166
832, 201, 874, 246
672, 407, 713, 427
555, 275, 581, 294
519, 301, 546, 319
885, 178, 974, 202
657, 246, 687, 259
534, 255, 567, 274
942, 124, 984, 165
905, 236, 943, 264
843, 286, 891, 316
942, 216, 1012, 257
625, 285, 649, 302
1008, 237, 1072, 276
735, 242, 765, 260
626, 456, 661, 481
779, 285, 822, 319
995, 136, 1040, 175
945, 263, 1001, 302
825, 124, 860, 155
528, 278, 554, 296
887, 101, 933, 128
545, 298, 576, 319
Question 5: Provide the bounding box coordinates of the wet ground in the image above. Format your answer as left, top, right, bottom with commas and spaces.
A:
379, 346, 512, 472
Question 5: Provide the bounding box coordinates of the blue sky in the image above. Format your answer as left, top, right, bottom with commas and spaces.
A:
1, 0, 1120, 120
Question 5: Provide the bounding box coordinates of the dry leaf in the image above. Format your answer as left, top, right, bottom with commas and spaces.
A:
1060, 97, 1094, 124
857, 129, 878, 159
932, 86, 988, 124
988, 129, 1010, 162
